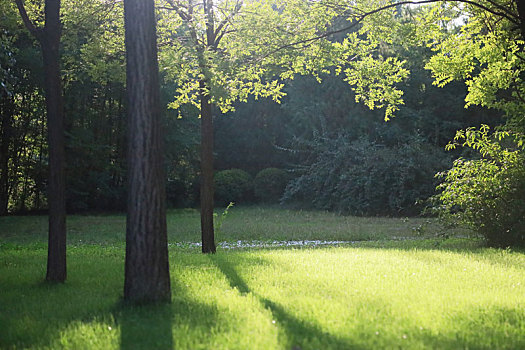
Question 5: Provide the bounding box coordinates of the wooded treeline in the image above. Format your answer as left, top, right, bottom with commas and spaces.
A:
1, 0, 502, 218
3, 0, 525, 250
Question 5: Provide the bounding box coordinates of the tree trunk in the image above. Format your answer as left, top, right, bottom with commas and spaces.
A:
35, 120, 46, 210
199, 80, 216, 254
0, 94, 13, 216
123, 0, 171, 303
198, 0, 217, 254
40, 0, 67, 283
15, 0, 67, 282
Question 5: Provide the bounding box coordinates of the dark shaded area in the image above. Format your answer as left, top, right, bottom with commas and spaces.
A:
0, 251, 218, 349
116, 303, 173, 350
0, 277, 113, 349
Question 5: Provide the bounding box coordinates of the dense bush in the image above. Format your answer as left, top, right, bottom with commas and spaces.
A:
432, 126, 525, 247
254, 168, 289, 203
214, 169, 253, 205
282, 133, 450, 216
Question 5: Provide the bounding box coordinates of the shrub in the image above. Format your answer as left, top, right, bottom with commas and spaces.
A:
254, 168, 289, 203
214, 169, 253, 205
432, 126, 525, 248
282, 133, 451, 216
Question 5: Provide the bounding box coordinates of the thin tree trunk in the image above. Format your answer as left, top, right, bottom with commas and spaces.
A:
198, 0, 217, 254
16, 0, 67, 282
123, 0, 171, 303
35, 119, 46, 210
18, 155, 31, 212
0, 95, 12, 216
199, 80, 216, 254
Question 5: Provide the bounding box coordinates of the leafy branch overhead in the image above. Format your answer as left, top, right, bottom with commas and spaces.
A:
157, 0, 410, 120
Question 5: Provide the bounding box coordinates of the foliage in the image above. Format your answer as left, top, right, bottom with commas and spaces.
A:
0, 4, 47, 214
422, 1, 525, 128
213, 201, 235, 242
432, 125, 525, 247
158, 0, 410, 120
215, 60, 488, 213
283, 133, 451, 216
2, 0, 521, 219
253, 168, 289, 203
164, 102, 201, 208
1, 0, 205, 213
0, 28, 16, 96
214, 169, 253, 205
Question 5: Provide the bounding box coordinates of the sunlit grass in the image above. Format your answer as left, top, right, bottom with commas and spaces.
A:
1, 243, 524, 349
0, 208, 523, 349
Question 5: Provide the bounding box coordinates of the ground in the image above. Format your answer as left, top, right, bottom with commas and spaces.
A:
0, 207, 524, 349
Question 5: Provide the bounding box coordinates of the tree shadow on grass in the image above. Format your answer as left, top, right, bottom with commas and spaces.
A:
115, 302, 173, 350
0, 248, 219, 350
114, 271, 224, 350
2, 279, 218, 350
210, 254, 358, 350
0, 274, 116, 349
209, 252, 525, 350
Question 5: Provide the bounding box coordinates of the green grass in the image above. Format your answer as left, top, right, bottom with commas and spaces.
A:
0, 207, 524, 349
0, 206, 449, 245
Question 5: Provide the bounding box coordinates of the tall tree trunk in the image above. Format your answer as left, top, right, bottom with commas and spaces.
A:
15, 0, 67, 282
42, 1, 67, 283
123, 0, 171, 303
199, 80, 216, 254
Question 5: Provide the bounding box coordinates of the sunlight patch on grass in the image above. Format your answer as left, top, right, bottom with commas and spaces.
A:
0, 210, 521, 349
1, 243, 523, 349
226, 248, 524, 349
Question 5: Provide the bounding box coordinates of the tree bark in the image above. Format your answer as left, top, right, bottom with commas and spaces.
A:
41, 9, 67, 281
123, 0, 171, 303
198, 0, 217, 254
0, 95, 12, 216
199, 80, 216, 254
15, 0, 67, 282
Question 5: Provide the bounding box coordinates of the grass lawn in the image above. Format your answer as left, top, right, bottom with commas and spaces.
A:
0, 207, 524, 349
0, 206, 446, 245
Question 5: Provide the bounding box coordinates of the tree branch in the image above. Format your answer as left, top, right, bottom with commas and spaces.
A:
165, 0, 190, 21
351, 0, 519, 25
251, 0, 521, 64
482, 0, 520, 22
214, 0, 242, 46
14, 0, 43, 40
